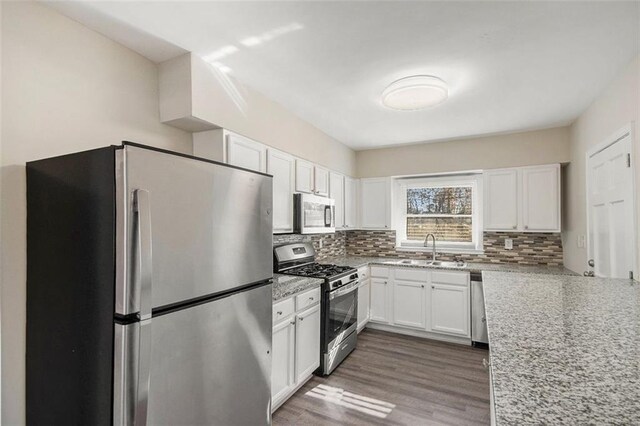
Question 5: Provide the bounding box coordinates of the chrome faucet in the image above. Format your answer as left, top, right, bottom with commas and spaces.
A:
424, 233, 436, 263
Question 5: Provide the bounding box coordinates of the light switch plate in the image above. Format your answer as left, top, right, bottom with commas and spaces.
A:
577, 235, 586, 248
505, 239, 513, 250
318, 239, 323, 249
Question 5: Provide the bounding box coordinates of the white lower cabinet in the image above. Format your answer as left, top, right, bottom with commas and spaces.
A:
357, 279, 371, 331
430, 283, 469, 337
271, 290, 321, 412
294, 304, 321, 383
393, 280, 426, 329
369, 277, 390, 323
271, 318, 295, 407
368, 267, 471, 341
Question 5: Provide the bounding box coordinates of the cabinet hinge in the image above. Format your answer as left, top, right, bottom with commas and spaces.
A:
627, 153, 631, 168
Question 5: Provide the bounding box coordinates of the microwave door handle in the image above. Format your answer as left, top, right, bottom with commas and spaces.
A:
324, 205, 332, 227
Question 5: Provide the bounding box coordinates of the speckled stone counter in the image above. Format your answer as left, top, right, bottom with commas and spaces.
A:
272, 274, 322, 302
483, 271, 640, 424
321, 256, 576, 275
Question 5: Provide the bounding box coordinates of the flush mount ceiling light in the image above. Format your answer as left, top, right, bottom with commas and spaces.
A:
381, 75, 448, 110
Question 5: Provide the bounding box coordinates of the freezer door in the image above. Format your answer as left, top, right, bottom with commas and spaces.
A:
116, 145, 273, 315
114, 283, 272, 425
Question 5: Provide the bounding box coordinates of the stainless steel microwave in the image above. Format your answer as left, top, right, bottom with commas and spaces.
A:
294, 193, 335, 234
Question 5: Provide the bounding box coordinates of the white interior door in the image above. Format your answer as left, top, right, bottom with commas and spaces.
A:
587, 129, 636, 279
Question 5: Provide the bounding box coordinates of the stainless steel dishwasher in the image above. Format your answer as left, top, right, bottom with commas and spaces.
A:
471, 271, 489, 347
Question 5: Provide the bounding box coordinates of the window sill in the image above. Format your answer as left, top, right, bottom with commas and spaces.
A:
396, 246, 485, 255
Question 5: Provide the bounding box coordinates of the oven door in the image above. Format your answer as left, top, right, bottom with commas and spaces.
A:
295, 193, 335, 234
326, 281, 358, 347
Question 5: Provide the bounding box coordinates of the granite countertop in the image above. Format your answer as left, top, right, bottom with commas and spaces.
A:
483, 271, 640, 424
272, 273, 323, 302
321, 255, 576, 275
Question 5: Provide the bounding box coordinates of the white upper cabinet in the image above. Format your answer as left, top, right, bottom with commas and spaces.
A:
314, 166, 330, 197
267, 149, 295, 233
484, 169, 518, 230
344, 177, 358, 229
360, 178, 391, 229
226, 132, 267, 173
295, 159, 331, 197
484, 164, 561, 232
329, 172, 345, 229
522, 165, 560, 231
295, 159, 314, 194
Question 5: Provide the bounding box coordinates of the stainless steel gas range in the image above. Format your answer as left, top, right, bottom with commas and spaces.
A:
274, 243, 358, 375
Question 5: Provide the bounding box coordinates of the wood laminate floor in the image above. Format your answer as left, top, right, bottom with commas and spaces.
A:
273, 329, 490, 426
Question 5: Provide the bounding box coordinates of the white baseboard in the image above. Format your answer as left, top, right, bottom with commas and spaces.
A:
365, 322, 471, 346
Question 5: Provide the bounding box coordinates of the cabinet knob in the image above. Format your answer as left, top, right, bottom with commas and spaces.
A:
431, 286, 435, 289
384, 281, 387, 284
277, 311, 283, 315
481, 316, 486, 323
421, 285, 424, 288
290, 320, 296, 325
299, 317, 304, 321
309, 297, 314, 301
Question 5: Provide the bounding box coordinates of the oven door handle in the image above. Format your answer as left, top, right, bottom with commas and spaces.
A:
329, 280, 359, 300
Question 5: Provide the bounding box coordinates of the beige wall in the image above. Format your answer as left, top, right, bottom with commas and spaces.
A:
160, 53, 357, 176
1, 2, 192, 424
356, 126, 571, 178
563, 55, 640, 275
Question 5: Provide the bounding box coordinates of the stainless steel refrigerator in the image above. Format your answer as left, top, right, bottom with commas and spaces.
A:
26, 142, 273, 425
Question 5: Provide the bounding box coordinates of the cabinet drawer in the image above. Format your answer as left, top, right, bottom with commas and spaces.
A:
273, 298, 295, 324
370, 266, 389, 278
394, 268, 428, 282
295, 287, 321, 311
357, 266, 369, 281
431, 270, 469, 286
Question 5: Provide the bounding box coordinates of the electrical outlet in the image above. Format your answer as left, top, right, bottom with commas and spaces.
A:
504, 239, 513, 250
577, 235, 586, 249
318, 239, 323, 249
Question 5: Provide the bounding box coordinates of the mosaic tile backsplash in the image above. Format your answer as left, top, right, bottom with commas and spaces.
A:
273, 231, 347, 260
345, 230, 564, 266
273, 230, 563, 266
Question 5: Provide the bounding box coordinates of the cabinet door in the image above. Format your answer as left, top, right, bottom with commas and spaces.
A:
484, 169, 518, 230
226, 133, 266, 173
344, 177, 358, 228
329, 172, 345, 229
360, 178, 390, 229
357, 279, 370, 330
295, 159, 314, 194
369, 278, 389, 323
271, 319, 295, 408
314, 166, 330, 196
522, 165, 560, 231
430, 283, 469, 337
393, 280, 426, 329
295, 304, 321, 383
267, 149, 295, 233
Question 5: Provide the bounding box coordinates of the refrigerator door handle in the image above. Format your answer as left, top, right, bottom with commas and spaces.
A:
133, 189, 153, 321
134, 319, 152, 426
133, 189, 153, 425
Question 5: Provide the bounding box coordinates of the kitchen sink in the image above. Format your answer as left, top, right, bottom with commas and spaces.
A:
383, 259, 423, 266
428, 261, 467, 268
382, 259, 467, 268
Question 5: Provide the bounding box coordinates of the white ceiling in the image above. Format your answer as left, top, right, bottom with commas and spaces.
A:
46, 1, 639, 150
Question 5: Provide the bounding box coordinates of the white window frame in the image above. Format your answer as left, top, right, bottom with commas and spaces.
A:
393, 174, 484, 253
